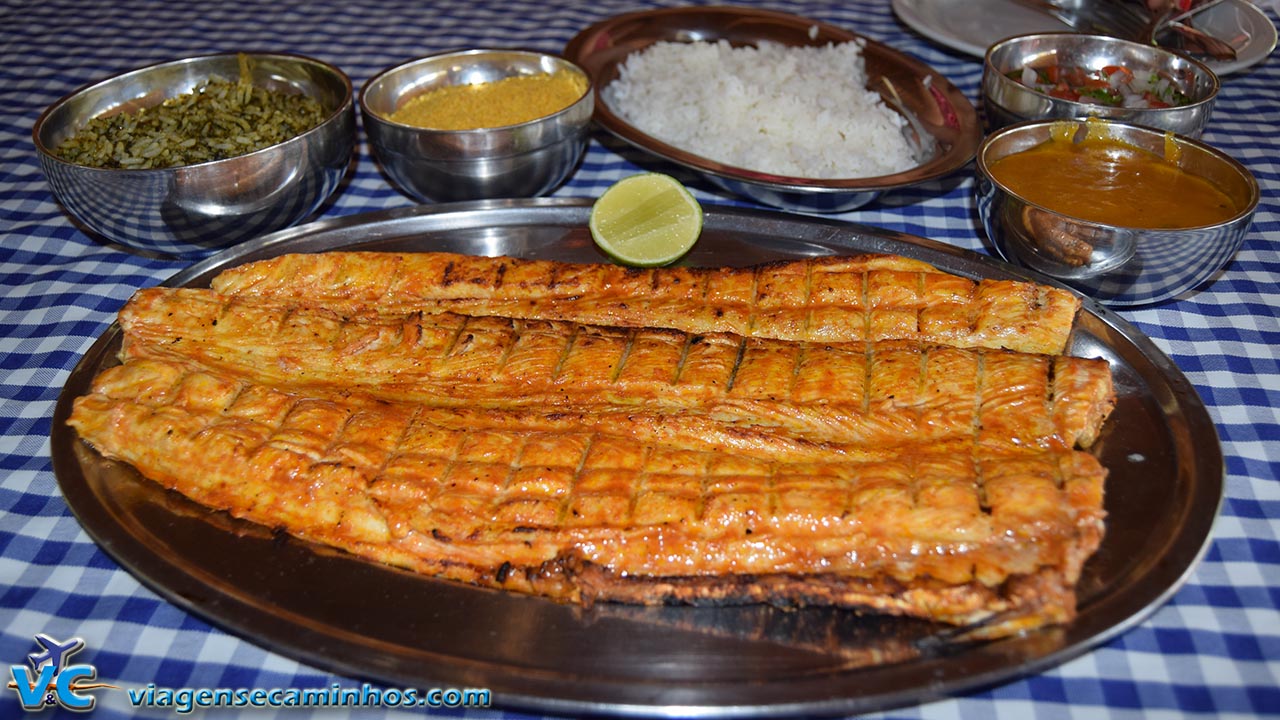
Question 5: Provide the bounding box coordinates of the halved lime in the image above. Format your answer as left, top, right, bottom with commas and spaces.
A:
588, 173, 703, 267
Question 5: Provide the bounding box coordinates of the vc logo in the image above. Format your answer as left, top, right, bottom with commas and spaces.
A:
7, 634, 117, 712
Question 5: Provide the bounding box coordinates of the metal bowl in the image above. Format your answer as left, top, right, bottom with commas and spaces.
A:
33, 52, 355, 259
360, 49, 593, 203
983, 33, 1218, 137
976, 118, 1258, 306
564, 6, 981, 214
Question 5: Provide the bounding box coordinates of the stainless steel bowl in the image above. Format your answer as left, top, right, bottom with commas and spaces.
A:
976, 119, 1258, 306
983, 33, 1218, 137
360, 49, 593, 203
33, 53, 355, 259
564, 6, 981, 214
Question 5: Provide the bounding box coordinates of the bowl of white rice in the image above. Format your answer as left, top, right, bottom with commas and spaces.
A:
564, 7, 981, 213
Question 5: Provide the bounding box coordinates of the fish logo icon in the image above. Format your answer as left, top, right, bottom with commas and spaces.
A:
7, 634, 118, 712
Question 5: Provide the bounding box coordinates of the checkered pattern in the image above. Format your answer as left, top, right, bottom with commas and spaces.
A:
2, 0, 1277, 718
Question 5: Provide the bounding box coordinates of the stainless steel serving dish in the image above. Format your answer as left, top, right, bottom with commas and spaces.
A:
360, 49, 593, 203
564, 6, 982, 213
983, 33, 1219, 136
976, 118, 1258, 306
33, 52, 355, 259
54, 200, 1222, 717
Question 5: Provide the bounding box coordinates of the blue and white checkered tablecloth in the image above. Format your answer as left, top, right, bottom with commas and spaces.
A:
2, 0, 1277, 717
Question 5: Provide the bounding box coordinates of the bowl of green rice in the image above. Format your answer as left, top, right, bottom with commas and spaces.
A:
33, 52, 355, 258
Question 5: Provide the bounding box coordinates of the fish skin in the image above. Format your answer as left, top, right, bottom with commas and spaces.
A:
68, 358, 1105, 630
118, 286, 1113, 451
209, 252, 1082, 355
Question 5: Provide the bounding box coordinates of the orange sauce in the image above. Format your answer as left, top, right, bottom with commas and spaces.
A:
987, 129, 1239, 228
388, 72, 586, 130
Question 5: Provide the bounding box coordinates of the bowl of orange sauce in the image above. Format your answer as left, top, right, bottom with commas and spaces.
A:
976, 118, 1257, 306
360, 49, 593, 202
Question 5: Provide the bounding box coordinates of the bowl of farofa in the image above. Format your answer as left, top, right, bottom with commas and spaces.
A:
360, 49, 593, 203
983, 33, 1219, 137
976, 118, 1257, 306
33, 52, 355, 259
564, 6, 981, 213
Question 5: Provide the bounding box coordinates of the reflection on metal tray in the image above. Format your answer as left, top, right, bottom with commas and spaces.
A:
52, 199, 1221, 717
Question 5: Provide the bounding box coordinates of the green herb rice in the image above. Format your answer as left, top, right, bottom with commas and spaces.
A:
56, 63, 327, 169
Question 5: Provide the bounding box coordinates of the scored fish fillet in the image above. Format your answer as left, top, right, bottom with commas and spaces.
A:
210, 252, 1082, 355
69, 250, 1113, 638
68, 358, 1106, 634
119, 287, 1114, 450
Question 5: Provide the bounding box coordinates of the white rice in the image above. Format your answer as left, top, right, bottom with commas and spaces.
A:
602, 40, 919, 179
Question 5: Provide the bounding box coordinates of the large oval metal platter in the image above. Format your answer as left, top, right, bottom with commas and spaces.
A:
52, 200, 1222, 718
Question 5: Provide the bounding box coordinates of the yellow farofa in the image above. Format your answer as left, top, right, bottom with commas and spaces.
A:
389, 72, 586, 130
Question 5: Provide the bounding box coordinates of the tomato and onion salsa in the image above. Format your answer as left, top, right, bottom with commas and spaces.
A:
1008, 64, 1192, 109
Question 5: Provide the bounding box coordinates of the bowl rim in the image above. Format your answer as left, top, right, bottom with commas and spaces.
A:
982, 32, 1220, 114
976, 117, 1259, 231
31, 51, 355, 174
358, 47, 594, 134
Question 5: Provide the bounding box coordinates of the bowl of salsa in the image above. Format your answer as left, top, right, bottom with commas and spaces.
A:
982, 33, 1218, 137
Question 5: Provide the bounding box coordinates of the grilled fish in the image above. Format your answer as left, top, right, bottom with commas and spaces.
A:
210, 252, 1082, 355
119, 287, 1114, 450
70, 249, 1113, 637
68, 358, 1106, 633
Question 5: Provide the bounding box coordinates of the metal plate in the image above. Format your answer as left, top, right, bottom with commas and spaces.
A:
891, 0, 1277, 76
562, 7, 981, 212
52, 199, 1222, 718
